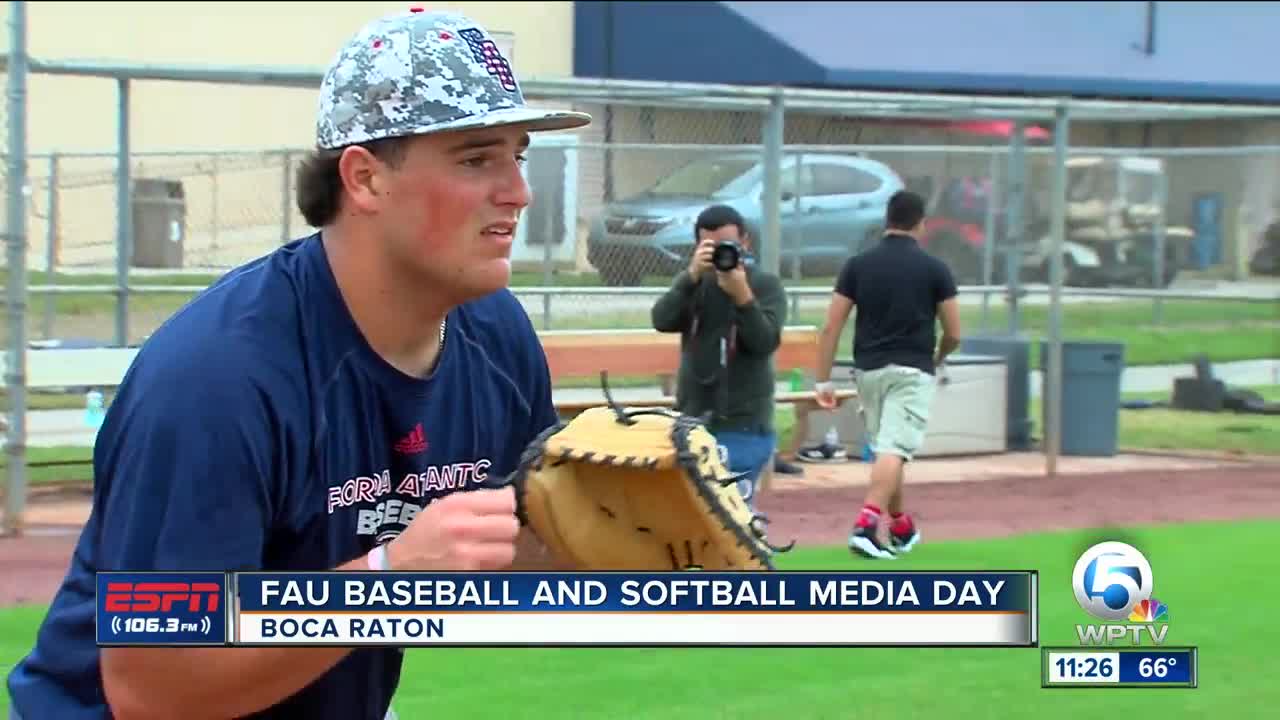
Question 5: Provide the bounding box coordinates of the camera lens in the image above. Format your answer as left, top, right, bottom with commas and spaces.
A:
711, 241, 740, 271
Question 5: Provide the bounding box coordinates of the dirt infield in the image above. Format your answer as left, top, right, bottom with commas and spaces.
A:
2, 457, 1278, 609
759, 462, 1280, 547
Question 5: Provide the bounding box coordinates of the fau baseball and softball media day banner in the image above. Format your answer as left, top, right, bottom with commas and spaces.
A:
96, 571, 1038, 647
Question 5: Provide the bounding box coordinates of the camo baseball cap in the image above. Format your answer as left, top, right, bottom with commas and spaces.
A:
315, 8, 591, 150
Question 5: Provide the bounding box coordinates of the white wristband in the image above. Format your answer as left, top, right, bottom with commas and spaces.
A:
368, 543, 389, 571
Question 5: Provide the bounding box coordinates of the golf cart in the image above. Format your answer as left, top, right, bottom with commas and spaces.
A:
916, 155, 1193, 287
1017, 156, 1194, 287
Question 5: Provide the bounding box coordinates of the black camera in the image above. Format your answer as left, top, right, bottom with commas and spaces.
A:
710, 240, 742, 272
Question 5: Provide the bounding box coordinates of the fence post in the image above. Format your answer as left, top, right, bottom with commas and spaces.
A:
4, 0, 30, 537
1153, 165, 1167, 323
280, 150, 292, 245
1044, 102, 1071, 480
760, 88, 784, 277
42, 152, 57, 338
980, 151, 999, 330
541, 149, 554, 331
1005, 122, 1027, 335
115, 77, 132, 347
209, 154, 219, 254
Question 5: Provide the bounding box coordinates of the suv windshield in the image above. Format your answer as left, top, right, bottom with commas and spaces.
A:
646, 158, 757, 198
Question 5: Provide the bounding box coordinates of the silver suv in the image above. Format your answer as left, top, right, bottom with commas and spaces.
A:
586, 152, 905, 285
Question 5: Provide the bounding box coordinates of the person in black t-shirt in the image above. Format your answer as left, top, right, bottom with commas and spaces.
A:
812, 190, 962, 559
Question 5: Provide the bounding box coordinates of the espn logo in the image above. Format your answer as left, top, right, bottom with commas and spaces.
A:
104, 582, 222, 613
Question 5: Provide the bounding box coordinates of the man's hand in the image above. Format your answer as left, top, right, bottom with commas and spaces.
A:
814, 380, 837, 410
717, 264, 754, 306
387, 487, 521, 571
688, 238, 716, 281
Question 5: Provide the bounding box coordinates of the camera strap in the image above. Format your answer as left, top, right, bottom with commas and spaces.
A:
713, 322, 738, 424
687, 276, 739, 426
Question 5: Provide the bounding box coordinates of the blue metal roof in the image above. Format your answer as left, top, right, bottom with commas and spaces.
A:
575, 1, 1280, 104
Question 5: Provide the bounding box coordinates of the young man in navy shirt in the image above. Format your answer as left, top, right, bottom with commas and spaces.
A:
6, 10, 590, 719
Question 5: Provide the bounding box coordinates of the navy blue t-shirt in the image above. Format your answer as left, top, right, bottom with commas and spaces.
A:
6, 233, 560, 719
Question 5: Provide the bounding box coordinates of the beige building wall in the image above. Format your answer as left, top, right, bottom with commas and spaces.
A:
27, 1, 573, 153
23, 2, 577, 270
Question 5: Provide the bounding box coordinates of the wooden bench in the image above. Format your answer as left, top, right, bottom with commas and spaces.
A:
540, 326, 832, 397
5, 329, 853, 408
541, 325, 856, 411
541, 326, 858, 494
1, 344, 141, 391
4, 331, 859, 491
553, 389, 855, 415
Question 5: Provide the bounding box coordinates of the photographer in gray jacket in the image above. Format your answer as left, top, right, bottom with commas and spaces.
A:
651, 205, 788, 507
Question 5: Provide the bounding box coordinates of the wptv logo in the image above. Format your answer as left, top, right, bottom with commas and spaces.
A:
1072, 541, 1170, 646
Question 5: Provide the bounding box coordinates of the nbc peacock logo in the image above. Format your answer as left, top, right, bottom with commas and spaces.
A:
1129, 598, 1170, 623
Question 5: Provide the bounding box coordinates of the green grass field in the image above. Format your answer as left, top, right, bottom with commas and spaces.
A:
3, 520, 1277, 716
1029, 385, 1280, 457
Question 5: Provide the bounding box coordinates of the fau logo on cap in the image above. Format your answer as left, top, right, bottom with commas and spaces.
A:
458, 27, 518, 93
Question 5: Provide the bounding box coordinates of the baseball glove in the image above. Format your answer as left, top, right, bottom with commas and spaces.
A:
508, 373, 795, 571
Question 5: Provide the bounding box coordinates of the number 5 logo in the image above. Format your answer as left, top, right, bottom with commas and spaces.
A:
1072, 541, 1154, 622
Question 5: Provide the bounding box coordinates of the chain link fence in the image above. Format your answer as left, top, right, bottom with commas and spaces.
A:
13, 82, 1280, 351
0, 2, 8, 251
24, 126, 1280, 343
29, 150, 304, 272
0, 3, 10, 285
28, 145, 1280, 287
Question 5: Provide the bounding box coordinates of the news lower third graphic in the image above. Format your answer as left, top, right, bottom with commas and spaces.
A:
96, 572, 229, 646
1041, 541, 1198, 689
95, 571, 1039, 648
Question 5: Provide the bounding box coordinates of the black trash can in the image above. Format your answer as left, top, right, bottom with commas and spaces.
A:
960, 334, 1034, 451
1039, 340, 1126, 456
